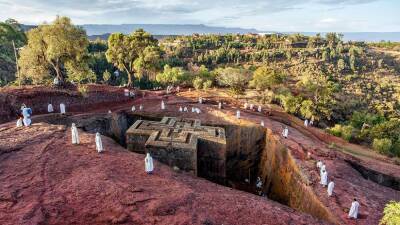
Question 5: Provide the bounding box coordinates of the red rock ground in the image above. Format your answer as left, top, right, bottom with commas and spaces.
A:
0, 86, 399, 225
0, 123, 325, 225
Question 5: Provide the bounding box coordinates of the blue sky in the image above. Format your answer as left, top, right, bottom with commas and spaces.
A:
0, 0, 399, 32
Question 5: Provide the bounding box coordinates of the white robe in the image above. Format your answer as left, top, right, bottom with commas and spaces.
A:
16, 118, 23, 127
71, 125, 79, 144
95, 133, 103, 153
327, 181, 334, 196
196, 108, 201, 114
145, 153, 154, 173
184, 107, 188, 112
192, 107, 195, 113
131, 106, 136, 112
304, 119, 309, 127
250, 104, 254, 110
282, 128, 289, 138
348, 201, 360, 219
48, 104, 54, 113
199, 97, 203, 104
179, 107, 183, 112
244, 103, 248, 109
60, 103, 66, 114
139, 105, 143, 111
236, 110, 241, 119
260, 121, 265, 127
320, 164, 326, 174
317, 161, 323, 169
23, 117, 31, 127
218, 102, 222, 109
22, 108, 31, 118
258, 106, 262, 112
161, 101, 165, 110
320, 171, 328, 186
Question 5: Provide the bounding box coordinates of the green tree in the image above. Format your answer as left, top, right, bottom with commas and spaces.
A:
250, 66, 286, 90
18, 16, 89, 85
106, 29, 158, 86
215, 67, 251, 97
156, 65, 188, 85
380, 201, 400, 225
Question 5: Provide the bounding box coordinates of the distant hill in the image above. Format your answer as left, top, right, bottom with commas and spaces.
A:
88, 33, 178, 41
82, 24, 262, 36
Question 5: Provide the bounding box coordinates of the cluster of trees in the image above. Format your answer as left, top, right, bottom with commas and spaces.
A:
2, 16, 400, 158
0, 19, 26, 86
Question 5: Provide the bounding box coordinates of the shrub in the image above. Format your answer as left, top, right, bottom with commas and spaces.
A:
203, 80, 212, 90
77, 84, 89, 97
193, 77, 203, 90
380, 201, 400, 225
328, 124, 355, 141
103, 70, 111, 83
372, 138, 392, 155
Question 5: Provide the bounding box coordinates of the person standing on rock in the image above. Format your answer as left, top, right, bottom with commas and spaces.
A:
21, 105, 32, 127
236, 110, 241, 119
199, 97, 203, 104
16, 117, 23, 127
316, 160, 323, 169
131, 106, 136, 112
348, 198, 360, 219
320, 169, 328, 187
48, 103, 54, 113
260, 120, 265, 127
145, 153, 154, 174
161, 100, 165, 110
327, 179, 335, 196
71, 123, 80, 145
184, 107, 188, 112
282, 126, 289, 138
218, 102, 222, 109
258, 105, 262, 112
139, 105, 143, 111
304, 119, 309, 127
60, 103, 66, 114
95, 132, 103, 153
244, 102, 248, 109
179, 106, 183, 112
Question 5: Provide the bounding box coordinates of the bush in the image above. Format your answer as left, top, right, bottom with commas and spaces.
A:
103, 70, 111, 83
203, 80, 212, 90
279, 93, 302, 114
372, 138, 392, 155
380, 201, 400, 225
193, 77, 203, 90
77, 84, 89, 97
328, 124, 355, 141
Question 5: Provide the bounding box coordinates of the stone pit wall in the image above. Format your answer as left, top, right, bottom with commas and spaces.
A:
258, 128, 340, 225
0, 85, 131, 124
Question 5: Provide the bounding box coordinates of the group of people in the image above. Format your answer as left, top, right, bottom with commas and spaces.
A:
71, 123, 103, 153
131, 105, 144, 112
304, 117, 315, 127
316, 160, 360, 220
243, 102, 263, 113
16, 103, 67, 128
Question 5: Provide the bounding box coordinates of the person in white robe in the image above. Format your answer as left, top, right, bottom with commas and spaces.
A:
179, 107, 183, 112
192, 107, 195, 113
258, 105, 262, 112
260, 120, 265, 127
71, 123, 80, 145
139, 105, 143, 111
184, 107, 188, 112
236, 110, 241, 119
304, 119, 309, 127
48, 103, 54, 113
320, 164, 326, 174
131, 106, 136, 112
196, 108, 201, 114
23, 117, 31, 127
348, 199, 360, 219
108, 110, 112, 114
145, 153, 154, 174
320, 170, 328, 187
244, 102, 248, 109
16, 117, 23, 127
95, 132, 103, 153
176, 86, 180, 92
327, 180, 335, 196
199, 97, 203, 104
218, 102, 222, 109
316, 160, 323, 169
250, 104, 254, 110
282, 126, 289, 138
21, 105, 31, 118
161, 100, 165, 110
60, 103, 66, 114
